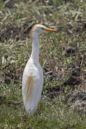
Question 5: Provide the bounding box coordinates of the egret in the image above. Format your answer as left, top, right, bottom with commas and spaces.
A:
22, 24, 56, 114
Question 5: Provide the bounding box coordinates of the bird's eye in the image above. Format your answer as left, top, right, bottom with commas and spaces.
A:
42, 27, 45, 30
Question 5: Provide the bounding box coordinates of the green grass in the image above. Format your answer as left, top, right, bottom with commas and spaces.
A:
0, 83, 86, 129
0, 0, 86, 128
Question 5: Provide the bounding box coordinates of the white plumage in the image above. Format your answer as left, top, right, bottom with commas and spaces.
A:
22, 24, 56, 114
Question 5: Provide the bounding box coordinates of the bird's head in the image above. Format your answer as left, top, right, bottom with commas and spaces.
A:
31, 24, 57, 34
24, 23, 57, 36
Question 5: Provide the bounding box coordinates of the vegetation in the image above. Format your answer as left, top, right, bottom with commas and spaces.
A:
0, 0, 86, 129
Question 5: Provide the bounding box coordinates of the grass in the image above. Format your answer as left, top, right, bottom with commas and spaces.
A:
0, 0, 86, 129
0, 83, 86, 129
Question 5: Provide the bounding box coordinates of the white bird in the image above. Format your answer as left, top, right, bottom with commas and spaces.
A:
22, 23, 56, 115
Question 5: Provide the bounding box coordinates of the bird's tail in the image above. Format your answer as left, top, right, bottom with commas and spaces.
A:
22, 76, 37, 114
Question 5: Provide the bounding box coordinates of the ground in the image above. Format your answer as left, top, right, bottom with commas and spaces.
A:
0, 0, 86, 129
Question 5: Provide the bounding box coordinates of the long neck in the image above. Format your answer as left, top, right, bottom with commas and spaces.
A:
30, 32, 40, 63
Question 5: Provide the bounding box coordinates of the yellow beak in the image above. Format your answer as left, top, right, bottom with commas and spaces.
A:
45, 27, 57, 32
